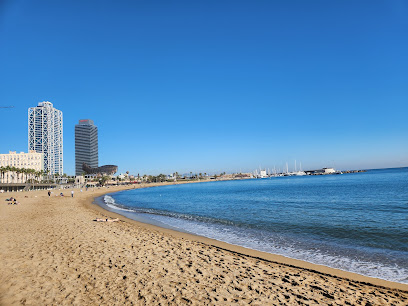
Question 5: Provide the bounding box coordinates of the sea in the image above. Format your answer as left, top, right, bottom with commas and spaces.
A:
96, 167, 408, 284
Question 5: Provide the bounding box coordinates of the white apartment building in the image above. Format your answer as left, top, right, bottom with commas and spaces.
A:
28, 101, 63, 175
0, 150, 44, 183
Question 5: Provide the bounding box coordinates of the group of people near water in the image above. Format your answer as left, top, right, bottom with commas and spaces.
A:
47, 190, 75, 197
6, 189, 119, 223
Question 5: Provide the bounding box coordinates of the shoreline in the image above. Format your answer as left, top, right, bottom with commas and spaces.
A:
88, 183, 408, 291
1, 183, 407, 305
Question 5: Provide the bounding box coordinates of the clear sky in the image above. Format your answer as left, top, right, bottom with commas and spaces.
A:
1, 0, 407, 175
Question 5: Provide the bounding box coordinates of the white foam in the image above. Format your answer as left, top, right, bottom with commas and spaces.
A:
103, 195, 134, 212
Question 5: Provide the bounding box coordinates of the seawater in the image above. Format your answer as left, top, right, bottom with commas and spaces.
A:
100, 168, 408, 284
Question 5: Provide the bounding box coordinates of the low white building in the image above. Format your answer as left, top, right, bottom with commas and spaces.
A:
323, 167, 336, 174
0, 150, 44, 183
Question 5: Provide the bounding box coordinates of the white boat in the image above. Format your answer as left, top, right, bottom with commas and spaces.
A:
286, 160, 306, 176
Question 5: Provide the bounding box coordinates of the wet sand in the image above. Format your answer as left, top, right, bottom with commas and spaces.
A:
1, 183, 407, 305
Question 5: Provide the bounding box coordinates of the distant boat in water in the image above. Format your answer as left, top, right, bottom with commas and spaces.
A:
287, 160, 307, 176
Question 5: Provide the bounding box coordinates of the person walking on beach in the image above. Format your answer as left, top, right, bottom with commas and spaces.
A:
48, 191, 51, 197
71, 190, 74, 198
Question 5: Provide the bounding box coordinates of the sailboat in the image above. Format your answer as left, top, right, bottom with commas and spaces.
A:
288, 160, 307, 176
293, 161, 306, 176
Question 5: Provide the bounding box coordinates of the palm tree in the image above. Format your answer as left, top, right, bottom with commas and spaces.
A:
29, 168, 36, 183
99, 176, 110, 186
16, 168, 23, 183
26, 168, 31, 183
0, 166, 5, 183
21, 168, 26, 183
31, 169, 37, 183
3, 166, 10, 183
8, 166, 14, 183
45, 170, 51, 183
21, 168, 27, 183
10, 167, 16, 183
25, 168, 30, 183
19, 167, 24, 183
40, 170, 45, 183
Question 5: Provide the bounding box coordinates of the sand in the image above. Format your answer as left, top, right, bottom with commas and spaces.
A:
1, 183, 407, 305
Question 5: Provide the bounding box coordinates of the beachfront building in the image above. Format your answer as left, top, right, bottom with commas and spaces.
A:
304, 167, 338, 175
82, 163, 118, 176
28, 101, 63, 175
0, 150, 43, 183
75, 119, 98, 176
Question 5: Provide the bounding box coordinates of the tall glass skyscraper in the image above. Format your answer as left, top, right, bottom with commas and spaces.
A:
75, 119, 98, 176
28, 101, 63, 175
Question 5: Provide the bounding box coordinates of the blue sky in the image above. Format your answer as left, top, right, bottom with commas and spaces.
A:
1, 0, 407, 175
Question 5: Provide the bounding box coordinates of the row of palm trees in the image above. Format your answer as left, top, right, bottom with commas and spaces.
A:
0, 166, 46, 184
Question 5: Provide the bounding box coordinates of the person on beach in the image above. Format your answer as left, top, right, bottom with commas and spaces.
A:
71, 190, 74, 198
60, 193, 64, 196
8, 198, 18, 205
94, 218, 119, 222
48, 191, 51, 197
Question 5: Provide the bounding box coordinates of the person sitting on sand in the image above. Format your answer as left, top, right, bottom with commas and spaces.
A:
60, 193, 64, 196
94, 218, 119, 222
8, 198, 19, 205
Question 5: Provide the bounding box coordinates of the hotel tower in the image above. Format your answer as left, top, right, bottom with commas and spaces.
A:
28, 101, 63, 175
75, 119, 98, 176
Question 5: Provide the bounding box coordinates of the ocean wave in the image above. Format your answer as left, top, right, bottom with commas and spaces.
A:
103, 195, 135, 212
103, 199, 237, 226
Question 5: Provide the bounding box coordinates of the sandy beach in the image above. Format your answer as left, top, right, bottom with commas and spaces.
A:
1, 183, 407, 305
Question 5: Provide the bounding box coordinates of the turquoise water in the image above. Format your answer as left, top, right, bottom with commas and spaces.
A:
102, 168, 408, 283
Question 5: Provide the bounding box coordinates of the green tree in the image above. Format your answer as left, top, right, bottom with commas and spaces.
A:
11, 166, 18, 183
0, 166, 5, 183
99, 176, 110, 186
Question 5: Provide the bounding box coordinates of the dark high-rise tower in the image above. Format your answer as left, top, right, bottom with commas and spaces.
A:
75, 119, 98, 176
